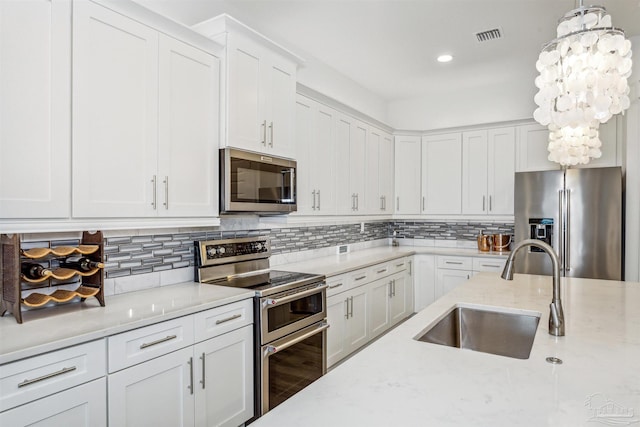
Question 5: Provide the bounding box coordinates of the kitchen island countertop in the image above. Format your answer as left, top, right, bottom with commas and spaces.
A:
252, 273, 640, 426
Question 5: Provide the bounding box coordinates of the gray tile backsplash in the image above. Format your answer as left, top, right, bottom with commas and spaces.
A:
26, 220, 513, 286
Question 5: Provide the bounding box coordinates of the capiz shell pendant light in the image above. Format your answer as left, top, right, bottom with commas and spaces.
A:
533, 1, 632, 166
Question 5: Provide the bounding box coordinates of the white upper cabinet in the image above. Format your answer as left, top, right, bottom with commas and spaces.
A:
157, 35, 220, 217
0, 0, 71, 219
335, 113, 355, 215
462, 127, 515, 215
365, 128, 381, 214
72, 2, 220, 218
378, 132, 394, 214
295, 95, 336, 215
193, 15, 301, 159
516, 118, 621, 172
422, 133, 462, 214
350, 121, 367, 213
394, 135, 421, 214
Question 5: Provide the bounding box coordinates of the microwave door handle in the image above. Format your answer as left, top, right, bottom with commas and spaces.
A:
289, 168, 295, 202
262, 284, 328, 308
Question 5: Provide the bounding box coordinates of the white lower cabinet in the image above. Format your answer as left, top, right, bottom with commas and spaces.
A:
414, 255, 436, 312
327, 259, 412, 368
435, 255, 507, 299
107, 300, 254, 427
436, 268, 471, 298
0, 378, 106, 427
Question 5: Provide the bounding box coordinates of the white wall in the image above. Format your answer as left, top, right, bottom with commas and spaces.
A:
295, 51, 389, 125
624, 35, 640, 281
387, 70, 536, 131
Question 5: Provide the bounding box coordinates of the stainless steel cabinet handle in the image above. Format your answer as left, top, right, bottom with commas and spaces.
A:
261, 120, 267, 146
163, 176, 169, 210
269, 121, 274, 147
352, 194, 355, 211
200, 352, 206, 389
344, 298, 349, 319
317, 190, 321, 210
422, 196, 425, 212
377, 268, 387, 274
397, 196, 400, 211
18, 366, 77, 388
489, 195, 492, 212
482, 195, 486, 212
381, 196, 384, 211
328, 283, 344, 289
354, 275, 367, 281
409, 260, 412, 275
445, 261, 463, 265
265, 322, 330, 355
263, 284, 328, 307
215, 313, 242, 325
355, 194, 359, 211
140, 334, 178, 349
151, 175, 157, 209
395, 263, 404, 268
312, 190, 316, 210
388, 281, 393, 298
349, 296, 354, 318
188, 357, 194, 395
566, 189, 571, 272
481, 264, 500, 268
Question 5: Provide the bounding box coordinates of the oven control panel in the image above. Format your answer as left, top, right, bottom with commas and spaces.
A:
196, 237, 271, 266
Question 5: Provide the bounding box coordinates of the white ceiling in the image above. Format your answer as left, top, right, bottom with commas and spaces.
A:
135, 0, 640, 104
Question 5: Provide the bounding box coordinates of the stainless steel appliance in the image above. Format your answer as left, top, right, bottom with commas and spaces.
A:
195, 237, 327, 420
514, 166, 623, 280
220, 148, 297, 214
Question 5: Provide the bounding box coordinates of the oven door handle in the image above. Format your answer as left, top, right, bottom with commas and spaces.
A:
262, 284, 328, 308
264, 322, 329, 355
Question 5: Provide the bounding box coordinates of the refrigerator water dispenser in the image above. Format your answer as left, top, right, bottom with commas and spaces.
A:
529, 219, 553, 253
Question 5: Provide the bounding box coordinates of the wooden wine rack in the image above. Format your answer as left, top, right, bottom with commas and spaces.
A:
0, 231, 105, 323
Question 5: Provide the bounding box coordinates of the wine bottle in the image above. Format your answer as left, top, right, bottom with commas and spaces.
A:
59, 256, 104, 272
21, 263, 52, 280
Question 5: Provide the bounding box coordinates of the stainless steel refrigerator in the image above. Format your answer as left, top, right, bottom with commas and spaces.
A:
514, 166, 623, 280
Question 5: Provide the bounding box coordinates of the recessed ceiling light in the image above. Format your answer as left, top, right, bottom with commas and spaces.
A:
437, 54, 453, 63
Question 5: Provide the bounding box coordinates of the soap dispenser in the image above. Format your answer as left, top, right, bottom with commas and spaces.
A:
392, 230, 399, 247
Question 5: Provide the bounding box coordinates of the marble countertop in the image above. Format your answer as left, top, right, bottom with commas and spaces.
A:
277, 245, 509, 277
0, 283, 254, 365
253, 273, 640, 426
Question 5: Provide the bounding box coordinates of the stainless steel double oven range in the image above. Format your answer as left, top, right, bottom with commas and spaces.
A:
195, 237, 327, 421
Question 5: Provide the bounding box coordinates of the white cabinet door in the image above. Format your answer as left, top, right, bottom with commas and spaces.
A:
335, 113, 354, 215
422, 133, 462, 214
365, 127, 381, 214
194, 325, 253, 427
108, 346, 194, 427
368, 278, 391, 339
0, 378, 106, 427
226, 34, 264, 154
326, 293, 349, 368
394, 135, 421, 214
294, 95, 315, 215
516, 124, 559, 172
350, 121, 367, 213
462, 130, 489, 215
158, 35, 220, 217
265, 57, 296, 158
487, 127, 515, 215
72, 1, 158, 217
436, 269, 470, 298
312, 103, 337, 214
414, 255, 436, 312
346, 285, 369, 351
0, 0, 71, 218
389, 274, 408, 326
379, 133, 394, 213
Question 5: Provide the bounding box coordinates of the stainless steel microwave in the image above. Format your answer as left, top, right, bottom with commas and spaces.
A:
220, 148, 297, 214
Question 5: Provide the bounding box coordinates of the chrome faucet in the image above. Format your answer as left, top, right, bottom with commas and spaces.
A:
501, 239, 565, 337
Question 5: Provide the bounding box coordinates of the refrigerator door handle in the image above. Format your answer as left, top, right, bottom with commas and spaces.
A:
566, 189, 571, 272
558, 189, 565, 272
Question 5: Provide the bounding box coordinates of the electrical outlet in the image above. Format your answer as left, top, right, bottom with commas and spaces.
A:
337, 244, 349, 254
360, 222, 365, 233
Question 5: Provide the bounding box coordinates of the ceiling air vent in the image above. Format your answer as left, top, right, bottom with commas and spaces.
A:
475, 28, 502, 42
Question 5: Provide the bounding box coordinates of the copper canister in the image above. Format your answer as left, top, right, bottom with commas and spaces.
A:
492, 234, 512, 251
477, 234, 493, 252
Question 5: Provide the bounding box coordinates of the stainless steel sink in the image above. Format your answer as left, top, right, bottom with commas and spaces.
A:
415, 305, 541, 359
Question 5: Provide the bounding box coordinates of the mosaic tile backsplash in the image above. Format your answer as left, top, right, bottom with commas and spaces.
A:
102, 220, 512, 279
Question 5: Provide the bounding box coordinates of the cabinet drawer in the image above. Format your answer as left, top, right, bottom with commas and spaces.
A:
389, 258, 409, 275
326, 274, 349, 297
473, 257, 507, 272
437, 256, 472, 270
0, 339, 106, 412
108, 316, 194, 373
194, 299, 253, 342
349, 267, 371, 287
370, 262, 392, 281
